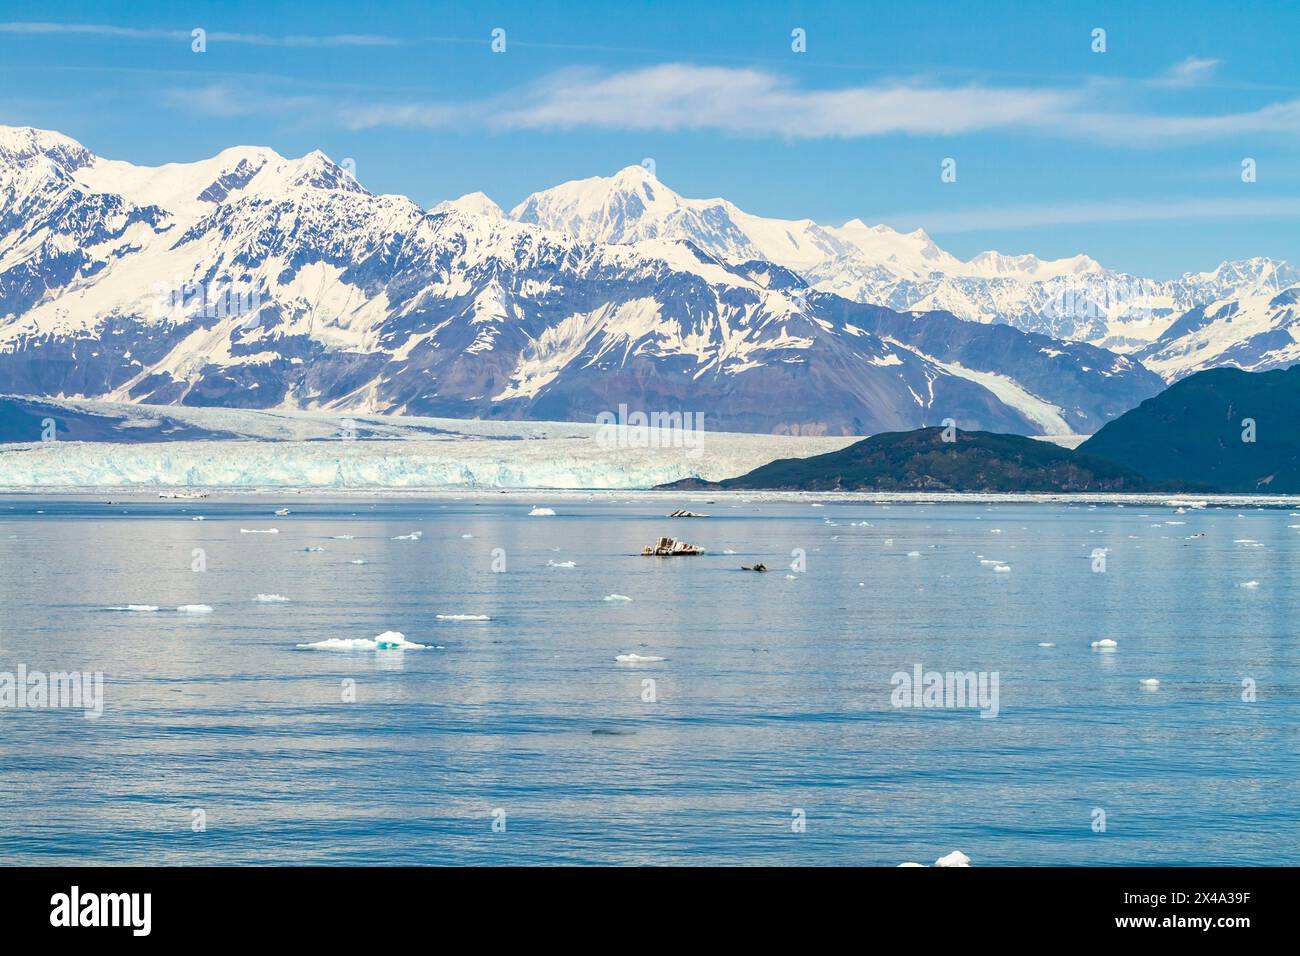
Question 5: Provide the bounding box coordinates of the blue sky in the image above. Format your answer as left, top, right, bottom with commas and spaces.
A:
1, 0, 1297, 277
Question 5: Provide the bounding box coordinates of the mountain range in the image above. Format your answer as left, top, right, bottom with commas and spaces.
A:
0, 125, 1294, 437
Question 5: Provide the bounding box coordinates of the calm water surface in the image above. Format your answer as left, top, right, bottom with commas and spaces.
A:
0, 495, 1296, 865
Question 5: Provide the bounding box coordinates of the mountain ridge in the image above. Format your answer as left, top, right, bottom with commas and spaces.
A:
0, 125, 1278, 436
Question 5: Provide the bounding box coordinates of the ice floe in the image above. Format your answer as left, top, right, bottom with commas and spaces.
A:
615, 653, 665, 663
105, 604, 159, 612
547, 559, 576, 568
1239, 580, 1260, 589
392, 532, 422, 540
528, 507, 556, 516
900, 850, 972, 868
240, 528, 279, 534
1091, 638, 1118, 649
1139, 678, 1161, 687
603, 594, 633, 602
254, 594, 290, 603
176, 604, 213, 614
298, 631, 427, 651
436, 614, 490, 621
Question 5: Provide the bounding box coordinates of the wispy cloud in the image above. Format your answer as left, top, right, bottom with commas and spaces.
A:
0, 21, 402, 47
882, 196, 1300, 234
159, 60, 1300, 144
490, 65, 1078, 137
1153, 56, 1222, 89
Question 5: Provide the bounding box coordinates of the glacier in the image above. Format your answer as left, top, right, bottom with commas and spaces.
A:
0, 406, 856, 489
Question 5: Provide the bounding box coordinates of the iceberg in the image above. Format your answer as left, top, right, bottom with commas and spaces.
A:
298, 630, 427, 650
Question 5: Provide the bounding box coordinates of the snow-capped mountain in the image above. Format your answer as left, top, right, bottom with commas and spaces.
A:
0, 126, 1165, 434
1136, 286, 1300, 380
508, 165, 1299, 361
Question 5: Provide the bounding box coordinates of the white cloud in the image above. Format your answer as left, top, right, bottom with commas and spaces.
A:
162, 61, 1300, 145
0, 21, 401, 47
489, 64, 1079, 137
1153, 56, 1222, 89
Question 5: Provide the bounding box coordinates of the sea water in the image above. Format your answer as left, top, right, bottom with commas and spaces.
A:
0, 495, 1295, 865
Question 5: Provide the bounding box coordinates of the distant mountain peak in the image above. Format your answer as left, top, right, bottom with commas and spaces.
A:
434, 191, 505, 219
0, 124, 95, 173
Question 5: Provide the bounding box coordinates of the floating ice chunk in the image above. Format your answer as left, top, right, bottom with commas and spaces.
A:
461, 533, 473, 539
528, 507, 556, 516
106, 604, 159, 612
615, 653, 665, 663
1091, 638, 1117, 649
907, 551, 921, 558
254, 594, 290, 603
723, 549, 737, 554
884, 538, 893, 546
1239, 580, 1260, 589
240, 528, 278, 534
192, 516, 205, 521
436, 614, 490, 621
303, 546, 325, 552
331, 534, 355, 540
603, 594, 633, 602
176, 604, 213, 614
392, 532, 422, 541
897, 862, 926, 867
934, 850, 970, 867
1139, 678, 1161, 687
989, 529, 1002, 534
547, 559, 576, 568
298, 630, 428, 651
993, 564, 1011, 573
1038, 642, 1055, 647
274, 508, 291, 516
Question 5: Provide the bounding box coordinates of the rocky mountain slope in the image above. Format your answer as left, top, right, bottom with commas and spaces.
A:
510, 165, 1299, 371
0, 125, 1166, 435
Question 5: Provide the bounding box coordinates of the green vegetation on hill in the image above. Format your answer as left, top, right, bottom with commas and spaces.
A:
660, 427, 1152, 492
